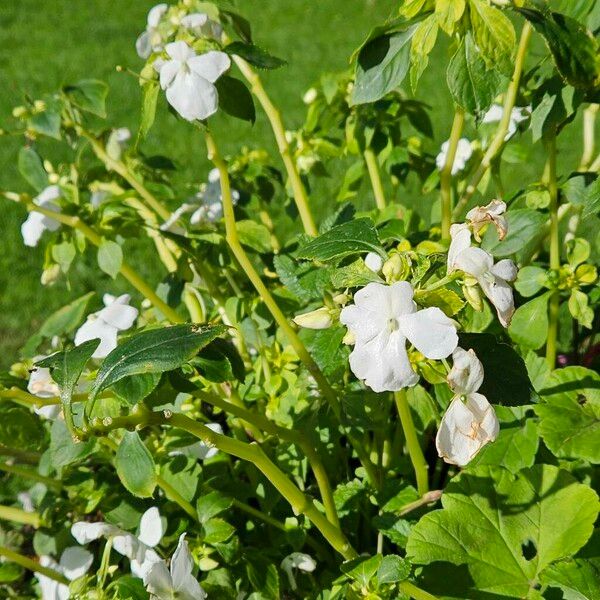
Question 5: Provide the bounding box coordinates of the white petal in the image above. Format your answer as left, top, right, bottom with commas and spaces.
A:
147, 3, 168, 28
158, 59, 181, 90
339, 304, 386, 345
465, 393, 499, 442
144, 559, 173, 595
176, 574, 208, 600
59, 547, 93, 580
447, 224, 471, 272
482, 104, 503, 124
28, 366, 60, 398
136, 31, 152, 59
131, 548, 162, 579
479, 276, 515, 328
399, 307, 458, 360
181, 13, 209, 29
193, 423, 223, 460
165, 40, 195, 62
35, 185, 61, 205
112, 532, 139, 560
74, 319, 118, 359
447, 347, 484, 395
436, 398, 483, 467
364, 252, 383, 273
166, 71, 218, 121
171, 534, 193, 588
34, 404, 62, 420
71, 521, 118, 545
187, 51, 231, 83
22, 212, 49, 247
138, 507, 163, 548
453, 246, 494, 279
99, 303, 138, 331
491, 259, 517, 282
388, 281, 417, 317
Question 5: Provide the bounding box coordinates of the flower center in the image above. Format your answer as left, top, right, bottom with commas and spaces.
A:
388, 317, 399, 332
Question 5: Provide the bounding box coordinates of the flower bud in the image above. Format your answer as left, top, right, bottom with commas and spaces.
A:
364, 252, 383, 273
382, 254, 409, 283
303, 88, 318, 104
41, 264, 61, 286
33, 100, 46, 112
293, 307, 332, 330
333, 292, 350, 305
342, 330, 355, 345
12, 106, 27, 118
463, 281, 483, 311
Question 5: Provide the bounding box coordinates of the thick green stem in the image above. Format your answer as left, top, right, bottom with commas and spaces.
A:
546, 133, 560, 369
456, 22, 532, 216
440, 109, 465, 241
230, 53, 318, 236
0, 462, 61, 491
399, 581, 439, 600
0, 444, 40, 464
0, 505, 41, 527
0, 546, 69, 585
394, 390, 429, 496
578, 104, 598, 170
363, 147, 386, 210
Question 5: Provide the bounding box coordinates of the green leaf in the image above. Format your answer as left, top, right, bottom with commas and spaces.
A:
435, 0, 466, 34
447, 34, 502, 117
535, 366, 600, 463
351, 24, 419, 105
215, 76, 255, 123
297, 218, 384, 263
18, 147, 49, 192
469, 0, 516, 75
562, 174, 600, 219
236, 220, 272, 253
481, 209, 546, 259
202, 517, 235, 544
514, 265, 547, 297
541, 558, 600, 600
568, 288, 594, 328
115, 431, 156, 498
196, 491, 233, 524
246, 561, 279, 599
330, 258, 382, 288
458, 333, 532, 406
516, 7, 600, 90
112, 373, 162, 406
341, 555, 382, 587
0, 405, 47, 453
406, 465, 600, 597
138, 81, 159, 142
63, 79, 108, 117
508, 292, 551, 350
301, 326, 349, 382
90, 324, 226, 401
97, 239, 123, 279
376, 554, 411, 584
52, 241, 76, 273
50, 419, 95, 468
225, 42, 286, 69
417, 287, 465, 316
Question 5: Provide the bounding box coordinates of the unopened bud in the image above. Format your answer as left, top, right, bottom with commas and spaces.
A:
33, 100, 46, 112
333, 292, 350, 305
382, 254, 409, 283
293, 307, 333, 330
463, 282, 483, 311
41, 264, 61, 286
12, 106, 27, 118
342, 330, 355, 345
364, 251, 383, 273
48, 173, 60, 184
303, 87, 318, 104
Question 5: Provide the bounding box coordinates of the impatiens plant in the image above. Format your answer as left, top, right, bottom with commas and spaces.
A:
0, 1, 600, 598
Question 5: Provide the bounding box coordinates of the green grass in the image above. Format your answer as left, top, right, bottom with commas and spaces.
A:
0, 1, 589, 367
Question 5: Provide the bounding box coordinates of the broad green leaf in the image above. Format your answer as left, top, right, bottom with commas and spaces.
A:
481, 209, 546, 258
50, 419, 95, 468
28, 97, 62, 139
514, 265, 547, 297
215, 76, 255, 123
535, 366, 600, 463
246, 560, 280, 600
569, 288, 594, 328
236, 220, 272, 253
447, 34, 502, 117
351, 24, 419, 105
435, 0, 465, 34
458, 333, 532, 406
63, 79, 108, 117
469, 0, 516, 75
115, 431, 156, 498
508, 292, 551, 350
297, 218, 384, 263
112, 373, 162, 406
97, 239, 123, 279
341, 555, 382, 588
562, 174, 600, 219
468, 406, 539, 473
225, 41, 286, 69
541, 558, 600, 600
138, 81, 159, 142
516, 7, 600, 90
90, 324, 227, 401
301, 326, 349, 382
376, 555, 411, 584
409, 14, 438, 91
417, 287, 465, 316
406, 465, 600, 597
52, 241, 76, 273
196, 491, 233, 524
0, 405, 47, 453
18, 147, 49, 192
202, 517, 235, 544
330, 258, 382, 288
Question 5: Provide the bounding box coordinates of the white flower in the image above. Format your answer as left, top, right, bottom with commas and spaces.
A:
143, 534, 206, 600
21, 185, 62, 247
28, 356, 62, 419
293, 307, 332, 330
154, 41, 230, 121
36, 547, 93, 600
181, 13, 223, 39
466, 199, 508, 241
364, 252, 383, 273
447, 225, 517, 327
72, 507, 163, 579
435, 138, 472, 175
436, 347, 499, 466
18, 491, 35, 513
302, 88, 318, 104
136, 3, 168, 59
169, 422, 223, 460
340, 282, 458, 392
74, 294, 138, 359
281, 553, 316, 591
482, 104, 530, 141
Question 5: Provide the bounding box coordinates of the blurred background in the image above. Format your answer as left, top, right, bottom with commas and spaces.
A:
0, 0, 588, 367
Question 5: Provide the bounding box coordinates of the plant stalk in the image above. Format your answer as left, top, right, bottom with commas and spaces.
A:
0, 504, 41, 527
0, 546, 69, 585
0, 462, 61, 491
440, 109, 465, 241
363, 147, 386, 210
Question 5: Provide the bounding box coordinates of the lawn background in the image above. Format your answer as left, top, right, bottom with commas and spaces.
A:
0, 1, 588, 367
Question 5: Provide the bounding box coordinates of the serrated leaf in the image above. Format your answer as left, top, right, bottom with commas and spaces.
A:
202, 517, 235, 544
236, 220, 272, 253
90, 324, 227, 401
330, 258, 382, 288
417, 287, 465, 316
138, 81, 159, 142
115, 431, 156, 498
297, 218, 384, 263
377, 554, 411, 584
18, 147, 49, 192
197, 491, 233, 524
225, 41, 285, 69
341, 555, 382, 587
215, 76, 256, 123
541, 558, 600, 600
406, 465, 600, 597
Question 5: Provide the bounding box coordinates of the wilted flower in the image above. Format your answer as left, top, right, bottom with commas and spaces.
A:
466, 199, 507, 241
435, 138, 472, 175
153, 41, 230, 121
74, 294, 138, 359
293, 307, 333, 330
136, 3, 168, 58
21, 185, 62, 247
143, 534, 206, 600
447, 225, 517, 327
364, 251, 383, 273
482, 104, 530, 141
340, 282, 458, 392
72, 507, 163, 579
436, 347, 499, 466
36, 547, 93, 600
281, 553, 316, 591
